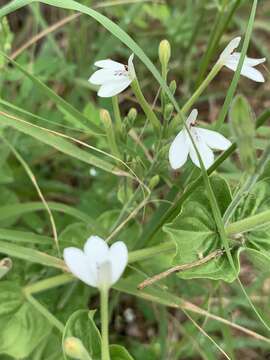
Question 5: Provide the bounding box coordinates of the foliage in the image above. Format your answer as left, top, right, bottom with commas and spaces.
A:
0, 0, 270, 359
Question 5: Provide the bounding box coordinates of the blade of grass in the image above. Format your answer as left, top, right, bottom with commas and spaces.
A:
0, 51, 102, 135
0, 97, 88, 133
0, 228, 52, 244
0, 240, 65, 269
2, 136, 59, 253
0, 110, 149, 199
214, 9, 257, 129
0, 201, 97, 227
0, 110, 123, 175
30, 2, 64, 59
196, 0, 242, 87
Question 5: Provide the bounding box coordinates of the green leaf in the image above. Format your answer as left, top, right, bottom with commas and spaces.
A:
163, 176, 241, 282
0, 111, 122, 176
230, 95, 256, 173
235, 178, 270, 246
0, 17, 13, 66
30, 331, 64, 360
235, 178, 270, 270
245, 248, 270, 273
0, 186, 19, 227
59, 222, 96, 251
110, 344, 134, 360
63, 310, 101, 360
0, 281, 52, 358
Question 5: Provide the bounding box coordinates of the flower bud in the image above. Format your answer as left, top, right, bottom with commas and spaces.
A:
169, 80, 177, 95
127, 108, 137, 123
149, 175, 160, 189
159, 39, 171, 68
63, 337, 90, 360
0, 257, 12, 279
100, 109, 112, 129
164, 103, 174, 121
100, 109, 120, 158
230, 95, 256, 173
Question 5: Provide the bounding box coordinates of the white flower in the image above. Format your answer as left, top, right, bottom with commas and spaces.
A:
64, 236, 128, 290
88, 54, 136, 97
169, 109, 232, 170
219, 36, 266, 82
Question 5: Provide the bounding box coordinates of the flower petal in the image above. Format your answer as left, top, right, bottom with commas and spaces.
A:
89, 69, 126, 85
109, 241, 128, 285
169, 130, 189, 170
97, 78, 131, 97
84, 235, 109, 264
189, 137, 214, 169
94, 59, 125, 71
224, 55, 265, 82
240, 65, 265, 82
219, 36, 241, 62
230, 53, 266, 67
63, 247, 97, 287
128, 53, 136, 80
196, 128, 232, 150
186, 108, 198, 127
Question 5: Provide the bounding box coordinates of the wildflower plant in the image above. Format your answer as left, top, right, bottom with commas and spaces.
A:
0, 1, 270, 360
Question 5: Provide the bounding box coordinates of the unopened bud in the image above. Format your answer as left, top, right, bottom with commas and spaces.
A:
159, 39, 171, 68
100, 109, 112, 129
164, 103, 174, 121
169, 80, 177, 95
149, 175, 160, 189
230, 95, 256, 173
64, 337, 90, 360
128, 108, 137, 123
0, 257, 12, 279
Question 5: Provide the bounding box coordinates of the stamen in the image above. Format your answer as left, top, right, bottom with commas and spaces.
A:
114, 69, 128, 77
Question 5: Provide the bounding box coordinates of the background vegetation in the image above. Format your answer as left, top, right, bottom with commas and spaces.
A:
0, 0, 270, 359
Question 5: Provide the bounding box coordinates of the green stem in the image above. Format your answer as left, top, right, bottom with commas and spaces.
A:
161, 65, 167, 115
195, 1, 227, 87
112, 96, 122, 135
226, 210, 270, 235
101, 110, 121, 159
100, 289, 110, 360
25, 293, 65, 332
215, 1, 255, 130
129, 242, 174, 263
24, 273, 73, 294
181, 62, 223, 115
131, 79, 161, 132
170, 62, 223, 131
196, 0, 241, 87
